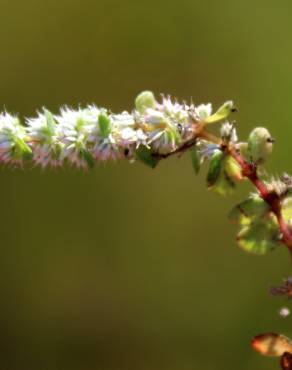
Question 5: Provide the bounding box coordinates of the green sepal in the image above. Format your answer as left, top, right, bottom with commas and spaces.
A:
204, 101, 236, 124
13, 137, 32, 161
237, 216, 281, 255
135, 145, 159, 168
80, 148, 95, 169
135, 91, 156, 114
43, 109, 56, 135
190, 146, 201, 174
98, 112, 111, 138
229, 194, 269, 223
51, 143, 63, 161
167, 127, 181, 146
207, 149, 224, 187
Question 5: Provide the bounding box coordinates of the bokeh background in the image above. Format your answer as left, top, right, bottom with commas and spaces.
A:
0, 0, 291, 369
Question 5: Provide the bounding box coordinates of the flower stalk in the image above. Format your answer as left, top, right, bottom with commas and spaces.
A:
1, 90, 292, 368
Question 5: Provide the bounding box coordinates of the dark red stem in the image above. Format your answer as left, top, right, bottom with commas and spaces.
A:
230, 147, 292, 249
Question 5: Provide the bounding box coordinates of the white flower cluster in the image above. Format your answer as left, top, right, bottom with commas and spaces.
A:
0, 112, 31, 165
220, 122, 238, 143
0, 92, 215, 168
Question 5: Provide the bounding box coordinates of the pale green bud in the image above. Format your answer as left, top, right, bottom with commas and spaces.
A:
135, 91, 156, 114
247, 127, 274, 164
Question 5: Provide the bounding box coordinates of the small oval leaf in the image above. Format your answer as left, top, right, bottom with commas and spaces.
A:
135, 145, 159, 169
207, 149, 224, 187
190, 146, 201, 174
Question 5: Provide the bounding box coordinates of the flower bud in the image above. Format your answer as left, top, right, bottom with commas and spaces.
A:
135, 91, 156, 114
247, 127, 274, 164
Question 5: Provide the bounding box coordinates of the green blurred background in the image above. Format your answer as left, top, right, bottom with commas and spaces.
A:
0, 0, 291, 369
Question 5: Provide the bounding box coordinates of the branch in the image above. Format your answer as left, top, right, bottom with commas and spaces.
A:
1, 90, 291, 367
0, 90, 291, 255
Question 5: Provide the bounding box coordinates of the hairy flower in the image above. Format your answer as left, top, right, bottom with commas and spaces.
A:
194, 103, 212, 121
0, 112, 31, 165
220, 122, 238, 143
26, 111, 62, 168
56, 107, 96, 168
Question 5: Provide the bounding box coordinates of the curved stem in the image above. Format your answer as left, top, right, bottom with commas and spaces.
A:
164, 127, 292, 250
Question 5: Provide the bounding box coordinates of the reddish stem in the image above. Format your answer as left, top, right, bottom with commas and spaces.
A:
230, 147, 292, 249
157, 126, 292, 250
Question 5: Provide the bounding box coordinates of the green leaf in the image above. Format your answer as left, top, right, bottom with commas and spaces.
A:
135, 145, 159, 168
135, 91, 156, 114
229, 194, 269, 223
190, 146, 201, 174
98, 112, 111, 138
80, 148, 95, 169
237, 216, 281, 255
204, 101, 236, 124
207, 149, 224, 187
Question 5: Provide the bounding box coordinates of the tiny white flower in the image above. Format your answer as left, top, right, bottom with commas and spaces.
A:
144, 109, 165, 125
148, 129, 178, 155
0, 112, 29, 165
135, 128, 148, 148
27, 112, 62, 168
195, 103, 212, 121
220, 122, 238, 143
111, 112, 135, 128
93, 135, 120, 162
56, 107, 96, 168
279, 307, 290, 318
159, 95, 189, 125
